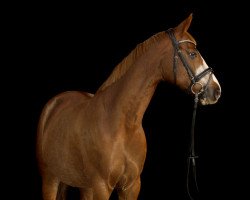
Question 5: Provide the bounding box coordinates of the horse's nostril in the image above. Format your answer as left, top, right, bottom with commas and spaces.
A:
214, 88, 221, 99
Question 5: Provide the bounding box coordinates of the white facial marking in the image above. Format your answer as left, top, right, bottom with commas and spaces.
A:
195, 57, 209, 84
195, 56, 221, 92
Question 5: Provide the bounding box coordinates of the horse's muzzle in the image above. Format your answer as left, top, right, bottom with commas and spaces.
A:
199, 86, 221, 105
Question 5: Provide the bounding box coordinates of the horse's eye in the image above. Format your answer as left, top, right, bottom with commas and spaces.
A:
189, 51, 197, 59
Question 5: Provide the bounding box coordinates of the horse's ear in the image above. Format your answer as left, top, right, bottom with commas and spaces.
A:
175, 13, 193, 34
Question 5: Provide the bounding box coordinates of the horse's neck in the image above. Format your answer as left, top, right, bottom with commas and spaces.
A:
99, 38, 168, 125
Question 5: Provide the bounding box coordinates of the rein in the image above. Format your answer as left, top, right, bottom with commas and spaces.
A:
166, 28, 214, 200
187, 92, 200, 200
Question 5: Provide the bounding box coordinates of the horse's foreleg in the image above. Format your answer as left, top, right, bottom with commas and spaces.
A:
56, 182, 68, 200
41, 172, 60, 200
80, 181, 112, 200
117, 178, 141, 200
79, 188, 93, 200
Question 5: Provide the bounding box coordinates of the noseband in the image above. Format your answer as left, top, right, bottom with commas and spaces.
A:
166, 28, 214, 200
166, 28, 213, 95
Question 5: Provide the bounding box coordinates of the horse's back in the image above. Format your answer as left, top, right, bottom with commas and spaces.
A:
37, 91, 93, 135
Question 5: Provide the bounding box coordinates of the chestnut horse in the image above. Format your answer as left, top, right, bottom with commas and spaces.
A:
37, 14, 221, 200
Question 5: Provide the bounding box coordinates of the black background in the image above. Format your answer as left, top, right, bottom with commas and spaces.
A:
4, 1, 248, 199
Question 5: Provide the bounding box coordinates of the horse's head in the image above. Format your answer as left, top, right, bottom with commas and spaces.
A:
161, 14, 221, 105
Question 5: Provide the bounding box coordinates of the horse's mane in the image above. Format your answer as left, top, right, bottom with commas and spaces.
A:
96, 31, 166, 92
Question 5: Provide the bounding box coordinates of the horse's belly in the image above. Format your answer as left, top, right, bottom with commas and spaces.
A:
40, 132, 95, 188
48, 153, 102, 188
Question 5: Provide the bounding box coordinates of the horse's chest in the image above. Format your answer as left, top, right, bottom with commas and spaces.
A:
105, 131, 146, 187
112, 150, 144, 190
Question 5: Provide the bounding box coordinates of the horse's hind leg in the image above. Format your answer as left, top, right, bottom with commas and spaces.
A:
41, 172, 60, 200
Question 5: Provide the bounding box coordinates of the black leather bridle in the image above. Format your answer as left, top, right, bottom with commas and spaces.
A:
166, 28, 213, 95
166, 28, 214, 200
